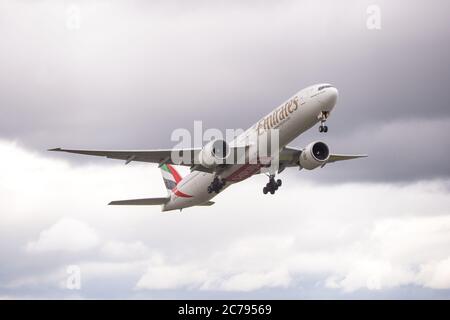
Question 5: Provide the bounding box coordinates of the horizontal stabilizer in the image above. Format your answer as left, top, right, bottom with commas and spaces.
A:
108, 197, 169, 206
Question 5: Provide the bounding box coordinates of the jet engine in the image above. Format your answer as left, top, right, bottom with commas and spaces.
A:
299, 141, 330, 170
198, 139, 230, 168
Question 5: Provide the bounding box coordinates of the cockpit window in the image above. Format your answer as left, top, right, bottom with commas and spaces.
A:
318, 85, 333, 91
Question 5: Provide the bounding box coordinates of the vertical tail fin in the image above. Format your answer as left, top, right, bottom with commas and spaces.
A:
160, 164, 182, 193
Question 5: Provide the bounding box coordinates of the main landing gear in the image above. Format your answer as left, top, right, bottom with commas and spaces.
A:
263, 175, 282, 195
207, 176, 225, 194
318, 111, 329, 133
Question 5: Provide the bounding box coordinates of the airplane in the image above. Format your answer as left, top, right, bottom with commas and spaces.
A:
49, 83, 367, 211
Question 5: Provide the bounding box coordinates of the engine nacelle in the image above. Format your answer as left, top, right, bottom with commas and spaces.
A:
299, 141, 330, 170
198, 139, 230, 168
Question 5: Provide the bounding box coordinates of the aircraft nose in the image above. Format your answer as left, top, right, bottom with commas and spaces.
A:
320, 87, 338, 111
326, 87, 338, 106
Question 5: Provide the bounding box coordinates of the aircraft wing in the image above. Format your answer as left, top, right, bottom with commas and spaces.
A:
49, 146, 247, 174
49, 146, 366, 169
49, 147, 201, 166
279, 146, 367, 167
326, 153, 368, 163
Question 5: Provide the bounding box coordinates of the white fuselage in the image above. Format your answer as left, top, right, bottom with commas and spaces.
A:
162, 83, 338, 211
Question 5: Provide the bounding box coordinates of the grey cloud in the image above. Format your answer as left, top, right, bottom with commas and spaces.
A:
292, 117, 450, 183
1, 139, 450, 299
1, 1, 450, 299
1, 0, 449, 182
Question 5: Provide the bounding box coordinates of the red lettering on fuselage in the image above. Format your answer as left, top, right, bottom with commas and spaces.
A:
225, 164, 261, 182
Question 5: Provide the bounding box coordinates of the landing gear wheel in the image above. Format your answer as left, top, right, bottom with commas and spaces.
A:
319, 124, 328, 133
263, 175, 282, 195
318, 111, 330, 133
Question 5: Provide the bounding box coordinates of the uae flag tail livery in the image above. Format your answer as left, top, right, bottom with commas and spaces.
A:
160, 164, 191, 198
160, 163, 182, 193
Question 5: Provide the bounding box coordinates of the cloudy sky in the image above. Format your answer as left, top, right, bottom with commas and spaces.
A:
1, 0, 450, 299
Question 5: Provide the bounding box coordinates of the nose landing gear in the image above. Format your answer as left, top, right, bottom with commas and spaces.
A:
207, 176, 225, 194
263, 175, 282, 195
318, 111, 329, 133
